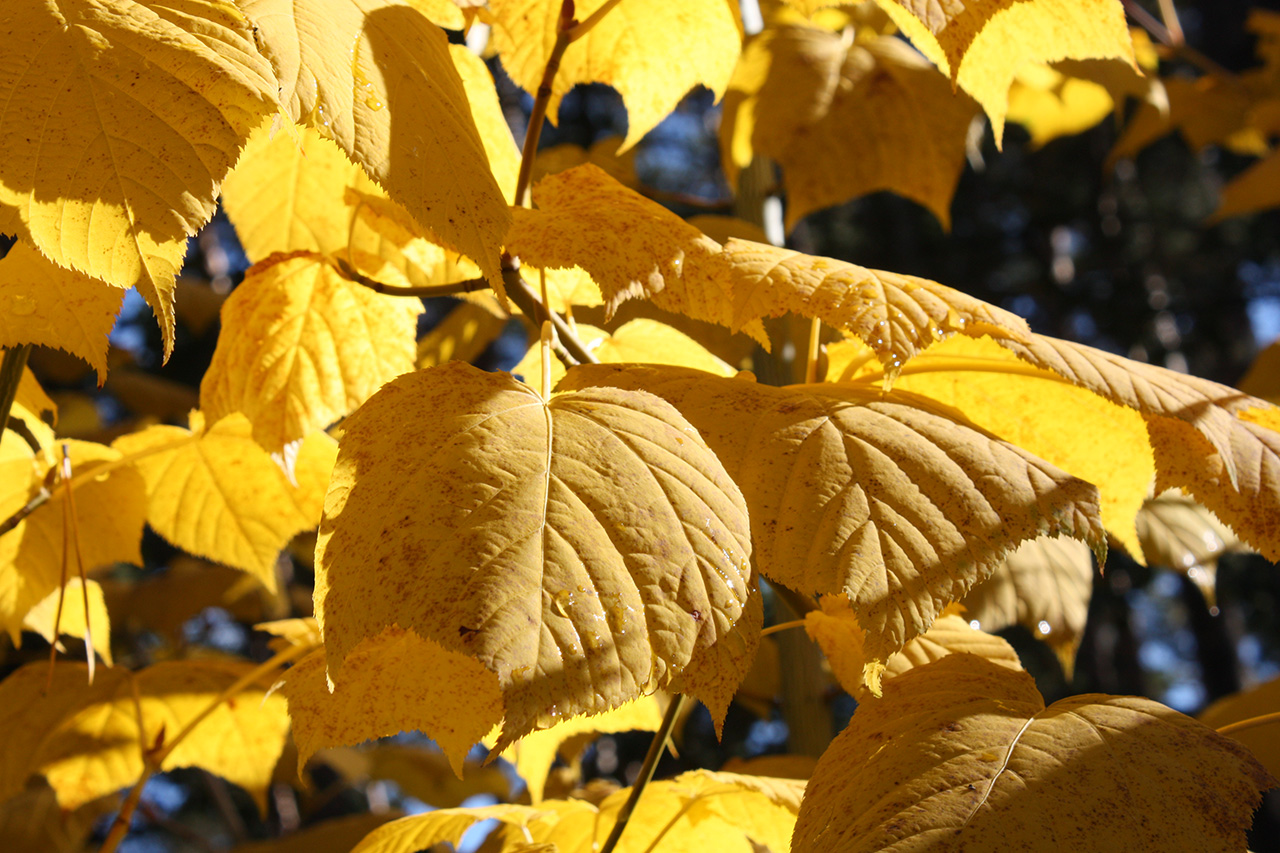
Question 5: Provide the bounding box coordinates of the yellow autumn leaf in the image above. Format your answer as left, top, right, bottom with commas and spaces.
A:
200, 252, 423, 455
280, 626, 504, 777
484, 770, 803, 853
0, 243, 124, 383
722, 25, 977, 230
23, 578, 113, 666
0, 0, 278, 358
111, 413, 337, 589
805, 597, 1020, 696
491, 694, 666, 803
489, 0, 742, 149
0, 659, 290, 812
827, 333, 1154, 557
1200, 676, 1280, 779
792, 654, 1276, 852
0, 440, 147, 642
534, 137, 639, 188
993, 334, 1280, 560
15, 367, 56, 430
342, 187, 483, 287
319, 744, 508, 808
1239, 338, 1280, 404
240, 0, 509, 293
349, 804, 554, 853
316, 362, 753, 749
505, 164, 767, 343
560, 364, 1104, 672
1005, 62, 1115, 148
512, 318, 735, 397
1136, 491, 1240, 605
1109, 74, 1270, 167
961, 535, 1094, 672
0, 778, 98, 853
721, 239, 1030, 371
872, 0, 1135, 143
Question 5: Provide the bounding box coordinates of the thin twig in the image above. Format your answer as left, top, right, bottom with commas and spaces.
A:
1156, 0, 1184, 45
514, 0, 578, 207
1216, 710, 1280, 737
1121, 0, 1230, 76
598, 693, 685, 853
760, 618, 808, 638
335, 258, 489, 298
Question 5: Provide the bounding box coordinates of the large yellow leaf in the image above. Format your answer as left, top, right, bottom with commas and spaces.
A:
482, 770, 803, 853
0, 243, 124, 383
0, 0, 279, 357
827, 334, 1154, 557
200, 252, 423, 455
315, 362, 753, 748
512, 319, 735, 398
0, 659, 290, 812
489, 0, 742, 149
560, 364, 1104, 671
961, 535, 1094, 669
871, 0, 1135, 142
993, 334, 1280, 559
506, 165, 767, 344
1200, 676, 1280, 779
722, 26, 977, 230
0, 440, 146, 641
806, 598, 1021, 695
792, 654, 1276, 852
111, 413, 337, 589
240, 0, 509, 292
280, 626, 504, 777
721, 239, 1029, 372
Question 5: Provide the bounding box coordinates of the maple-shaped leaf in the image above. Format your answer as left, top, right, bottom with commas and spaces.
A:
200, 252, 423, 455
961, 535, 1094, 674
0, 440, 146, 641
560, 364, 1104, 670
512, 318, 735, 398
111, 413, 337, 590
482, 769, 802, 853
0, 0, 278, 358
506, 164, 767, 344
0, 243, 124, 383
1200, 676, 1280, 779
316, 362, 753, 748
793, 654, 1276, 852
992, 334, 1280, 560
280, 626, 504, 777
827, 333, 1154, 558
0, 660, 290, 812
487, 694, 666, 803
870, 0, 1135, 143
721, 239, 1030, 372
806, 597, 1021, 695
239, 0, 509, 293
489, 0, 742, 149
22, 578, 113, 667
722, 25, 977, 230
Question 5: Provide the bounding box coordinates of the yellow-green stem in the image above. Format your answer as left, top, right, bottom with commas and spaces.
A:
1216, 710, 1280, 738
760, 618, 808, 638
805, 317, 822, 384
598, 693, 685, 853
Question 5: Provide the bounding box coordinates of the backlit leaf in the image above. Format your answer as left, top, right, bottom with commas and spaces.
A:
489, 0, 742, 148
512, 319, 735, 398
0, 659, 290, 812
1005, 62, 1116, 148
960, 535, 1094, 672
23, 578, 113, 666
792, 654, 1276, 852
0, 440, 146, 641
720, 239, 1030, 372
1200, 676, 1280, 779
722, 26, 977, 230
0, 243, 124, 383
806, 597, 1020, 696
871, 0, 1135, 143
240, 0, 509, 292
560, 364, 1103, 671
534, 137, 639, 189
0, 0, 279, 357
200, 252, 423, 455
316, 362, 753, 748
827, 334, 1154, 557
1136, 491, 1240, 605
349, 804, 552, 853
280, 626, 504, 777
506, 165, 767, 344
111, 413, 337, 589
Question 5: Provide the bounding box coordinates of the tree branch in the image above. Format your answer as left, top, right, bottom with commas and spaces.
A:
504, 268, 599, 368
335, 258, 489, 298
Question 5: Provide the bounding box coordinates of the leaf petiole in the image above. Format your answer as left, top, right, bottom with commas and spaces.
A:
598, 693, 685, 853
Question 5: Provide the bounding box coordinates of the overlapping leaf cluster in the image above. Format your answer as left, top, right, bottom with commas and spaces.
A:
0, 0, 1278, 851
